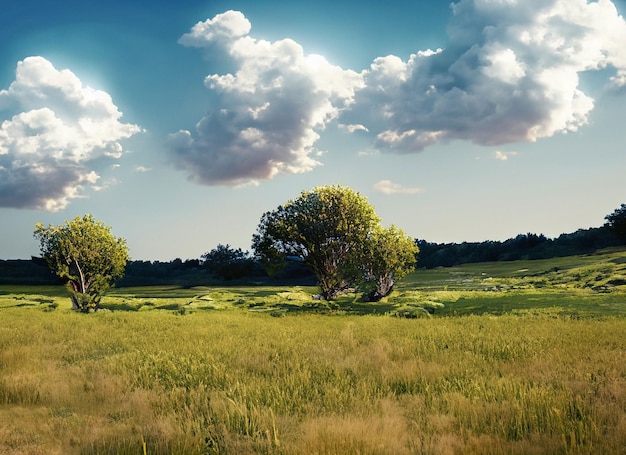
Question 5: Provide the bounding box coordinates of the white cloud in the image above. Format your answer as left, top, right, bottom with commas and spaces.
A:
494, 150, 518, 160
373, 180, 422, 195
171, 11, 364, 187
339, 123, 369, 133
169, 4, 626, 185
135, 166, 151, 173
0, 56, 141, 211
178, 10, 251, 47
482, 47, 525, 84
342, 0, 626, 153
92, 177, 119, 192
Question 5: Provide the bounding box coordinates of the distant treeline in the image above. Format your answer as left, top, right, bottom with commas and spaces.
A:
1, 225, 623, 286
0, 257, 62, 285
416, 226, 620, 268
117, 257, 315, 287
0, 255, 316, 287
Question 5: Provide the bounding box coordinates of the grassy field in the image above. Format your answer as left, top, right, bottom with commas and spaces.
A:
1, 249, 625, 454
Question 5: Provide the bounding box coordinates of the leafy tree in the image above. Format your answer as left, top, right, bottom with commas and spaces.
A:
201, 244, 254, 280
34, 214, 129, 312
252, 185, 380, 299
605, 203, 626, 242
361, 225, 419, 302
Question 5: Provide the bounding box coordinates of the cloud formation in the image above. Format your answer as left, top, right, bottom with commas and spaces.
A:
171, 10, 363, 187
343, 0, 626, 153
0, 57, 140, 210
170, 3, 626, 186
373, 180, 422, 195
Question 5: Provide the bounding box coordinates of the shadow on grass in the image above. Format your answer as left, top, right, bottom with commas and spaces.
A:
332, 300, 398, 315
98, 302, 143, 312
98, 301, 196, 313
246, 299, 400, 316
154, 303, 182, 311
0, 302, 38, 309
0, 285, 69, 298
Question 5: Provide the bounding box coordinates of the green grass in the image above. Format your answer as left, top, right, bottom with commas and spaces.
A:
1, 249, 626, 454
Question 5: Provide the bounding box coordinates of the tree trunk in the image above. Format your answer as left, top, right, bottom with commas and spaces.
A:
68, 281, 80, 310
363, 274, 395, 302
69, 293, 80, 310
67, 281, 98, 312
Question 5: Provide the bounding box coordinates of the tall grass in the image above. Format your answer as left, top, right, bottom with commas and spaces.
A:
1, 303, 625, 454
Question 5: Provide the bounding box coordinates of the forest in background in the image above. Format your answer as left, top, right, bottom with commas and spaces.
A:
2, 223, 622, 287
417, 225, 619, 267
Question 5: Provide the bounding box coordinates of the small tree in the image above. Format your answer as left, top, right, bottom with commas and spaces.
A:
361, 225, 419, 302
34, 214, 129, 312
252, 185, 380, 299
605, 203, 626, 243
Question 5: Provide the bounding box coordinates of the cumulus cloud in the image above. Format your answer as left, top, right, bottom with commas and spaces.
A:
0, 56, 140, 211
178, 9, 252, 47
373, 180, 422, 195
170, 10, 364, 187
342, 0, 626, 153
167, 3, 626, 185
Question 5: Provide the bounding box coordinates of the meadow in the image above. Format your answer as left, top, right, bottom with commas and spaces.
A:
1, 249, 625, 454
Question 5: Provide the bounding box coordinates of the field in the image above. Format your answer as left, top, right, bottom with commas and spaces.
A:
1, 249, 626, 454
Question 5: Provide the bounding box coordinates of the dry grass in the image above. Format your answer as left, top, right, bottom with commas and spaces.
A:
1, 299, 625, 454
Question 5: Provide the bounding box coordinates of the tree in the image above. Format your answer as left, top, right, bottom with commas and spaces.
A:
34, 214, 129, 312
252, 185, 380, 299
201, 244, 254, 280
360, 225, 419, 302
605, 203, 626, 242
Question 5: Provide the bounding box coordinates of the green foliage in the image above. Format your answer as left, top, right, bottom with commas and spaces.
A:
390, 304, 433, 318
252, 185, 381, 299
387, 290, 445, 317
360, 225, 419, 301
201, 244, 255, 280
33, 214, 129, 312
417, 228, 619, 268
605, 203, 626, 242
252, 185, 419, 301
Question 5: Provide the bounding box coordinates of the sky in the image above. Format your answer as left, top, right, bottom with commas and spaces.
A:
1, 0, 626, 261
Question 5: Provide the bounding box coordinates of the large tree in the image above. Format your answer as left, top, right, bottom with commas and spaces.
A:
252, 185, 381, 299
360, 225, 419, 302
34, 214, 129, 312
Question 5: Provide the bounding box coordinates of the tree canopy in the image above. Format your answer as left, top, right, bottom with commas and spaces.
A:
361, 225, 419, 302
34, 214, 129, 312
252, 185, 417, 300
201, 244, 255, 280
605, 203, 626, 242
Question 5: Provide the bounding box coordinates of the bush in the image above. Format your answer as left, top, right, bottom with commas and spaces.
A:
391, 304, 432, 318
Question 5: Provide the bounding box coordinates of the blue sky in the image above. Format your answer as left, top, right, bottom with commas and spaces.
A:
1, 0, 626, 260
